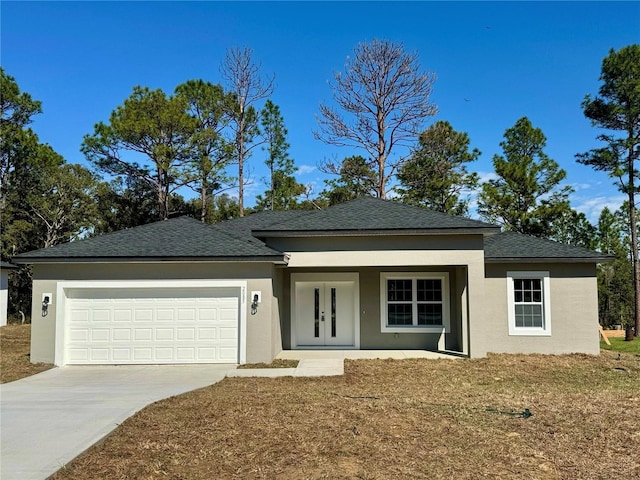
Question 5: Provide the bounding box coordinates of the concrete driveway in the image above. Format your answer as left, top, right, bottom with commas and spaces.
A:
0, 364, 232, 480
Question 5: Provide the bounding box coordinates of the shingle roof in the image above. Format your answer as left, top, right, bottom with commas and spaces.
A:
12, 199, 610, 265
12, 217, 285, 263
252, 197, 499, 236
217, 210, 312, 238
484, 231, 612, 263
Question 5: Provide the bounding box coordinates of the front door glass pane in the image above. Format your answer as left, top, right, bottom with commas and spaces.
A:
314, 288, 320, 337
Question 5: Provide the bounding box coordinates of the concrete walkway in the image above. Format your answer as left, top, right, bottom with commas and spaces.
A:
227, 350, 460, 378
0, 365, 230, 480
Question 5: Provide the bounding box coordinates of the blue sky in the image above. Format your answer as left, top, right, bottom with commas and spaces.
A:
2, 1, 639, 222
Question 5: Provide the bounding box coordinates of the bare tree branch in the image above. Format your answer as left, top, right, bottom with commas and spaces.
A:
315, 39, 437, 198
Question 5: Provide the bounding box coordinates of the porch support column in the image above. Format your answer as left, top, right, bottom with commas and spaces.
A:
466, 253, 488, 358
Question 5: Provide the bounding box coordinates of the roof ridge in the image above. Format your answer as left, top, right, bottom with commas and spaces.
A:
205, 222, 284, 255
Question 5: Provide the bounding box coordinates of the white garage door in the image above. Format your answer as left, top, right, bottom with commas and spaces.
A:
64, 287, 239, 364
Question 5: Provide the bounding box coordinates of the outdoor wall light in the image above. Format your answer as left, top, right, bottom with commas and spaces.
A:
41, 295, 50, 317
251, 291, 261, 315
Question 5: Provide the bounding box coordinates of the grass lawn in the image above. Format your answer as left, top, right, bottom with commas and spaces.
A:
601, 336, 640, 354
0, 324, 53, 383
51, 352, 640, 480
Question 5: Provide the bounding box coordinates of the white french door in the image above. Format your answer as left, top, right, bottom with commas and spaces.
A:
292, 274, 358, 347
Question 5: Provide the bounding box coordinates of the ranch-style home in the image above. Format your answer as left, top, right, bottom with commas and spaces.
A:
13, 197, 609, 366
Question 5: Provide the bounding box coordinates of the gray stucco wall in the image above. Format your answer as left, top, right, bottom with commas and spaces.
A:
30, 262, 279, 364
481, 263, 600, 356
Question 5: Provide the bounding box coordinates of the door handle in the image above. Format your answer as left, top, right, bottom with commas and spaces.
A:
321, 312, 325, 321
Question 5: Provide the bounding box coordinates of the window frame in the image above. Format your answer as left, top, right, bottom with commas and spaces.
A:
506, 271, 552, 336
380, 272, 450, 333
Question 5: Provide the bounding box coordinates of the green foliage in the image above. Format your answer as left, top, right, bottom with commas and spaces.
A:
82, 86, 196, 220
397, 121, 479, 216
548, 208, 597, 249
254, 101, 304, 210
577, 44, 640, 184
1, 69, 100, 316
92, 177, 164, 234
478, 117, 572, 236
176, 79, 235, 222
577, 44, 640, 334
596, 207, 634, 328
321, 155, 378, 206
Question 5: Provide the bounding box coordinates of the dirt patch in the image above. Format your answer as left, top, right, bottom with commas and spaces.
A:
0, 324, 54, 383
51, 352, 640, 480
238, 359, 299, 369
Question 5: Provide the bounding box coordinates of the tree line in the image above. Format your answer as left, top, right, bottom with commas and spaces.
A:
1, 42, 638, 336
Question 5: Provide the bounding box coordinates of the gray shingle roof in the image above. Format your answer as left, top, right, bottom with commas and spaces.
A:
484, 231, 612, 263
217, 210, 312, 238
252, 197, 499, 236
12, 217, 285, 263
11, 199, 610, 265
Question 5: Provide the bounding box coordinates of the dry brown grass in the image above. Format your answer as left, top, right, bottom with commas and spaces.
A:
238, 359, 299, 369
52, 351, 640, 480
0, 324, 53, 383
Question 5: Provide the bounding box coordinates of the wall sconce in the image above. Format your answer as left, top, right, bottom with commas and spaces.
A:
41, 295, 51, 317
251, 291, 261, 315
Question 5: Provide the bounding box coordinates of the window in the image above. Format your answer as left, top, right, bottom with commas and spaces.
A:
381, 273, 450, 333
507, 271, 551, 336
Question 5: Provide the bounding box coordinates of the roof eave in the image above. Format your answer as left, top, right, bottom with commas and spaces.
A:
484, 256, 614, 264
12, 255, 288, 265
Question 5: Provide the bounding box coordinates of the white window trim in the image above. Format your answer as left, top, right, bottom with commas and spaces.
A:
506, 271, 551, 336
380, 272, 450, 333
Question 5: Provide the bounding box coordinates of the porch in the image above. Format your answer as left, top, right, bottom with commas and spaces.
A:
229, 349, 464, 378
276, 349, 464, 360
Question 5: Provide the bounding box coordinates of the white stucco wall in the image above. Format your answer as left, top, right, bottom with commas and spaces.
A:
1, 270, 9, 327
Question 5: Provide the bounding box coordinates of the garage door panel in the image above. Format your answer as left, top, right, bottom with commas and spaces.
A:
134, 328, 153, 341
177, 309, 196, 321
199, 309, 217, 321
69, 329, 89, 342
113, 348, 131, 361
157, 310, 174, 322
93, 310, 110, 322
198, 328, 216, 340
133, 347, 153, 361
135, 309, 153, 322
64, 287, 240, 364
177, 328, 195, 340
90, 349, 109, 362
155, 328, 174, 341
91, 329, 110, 342
70, 309, 90, 322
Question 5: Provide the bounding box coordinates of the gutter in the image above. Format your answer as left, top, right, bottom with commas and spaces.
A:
484, 256, 614, 264
11, 255, 289, 265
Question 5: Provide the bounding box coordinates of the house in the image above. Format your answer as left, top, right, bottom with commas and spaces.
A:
12, 197, 610, 366
1, 261, 19, 326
